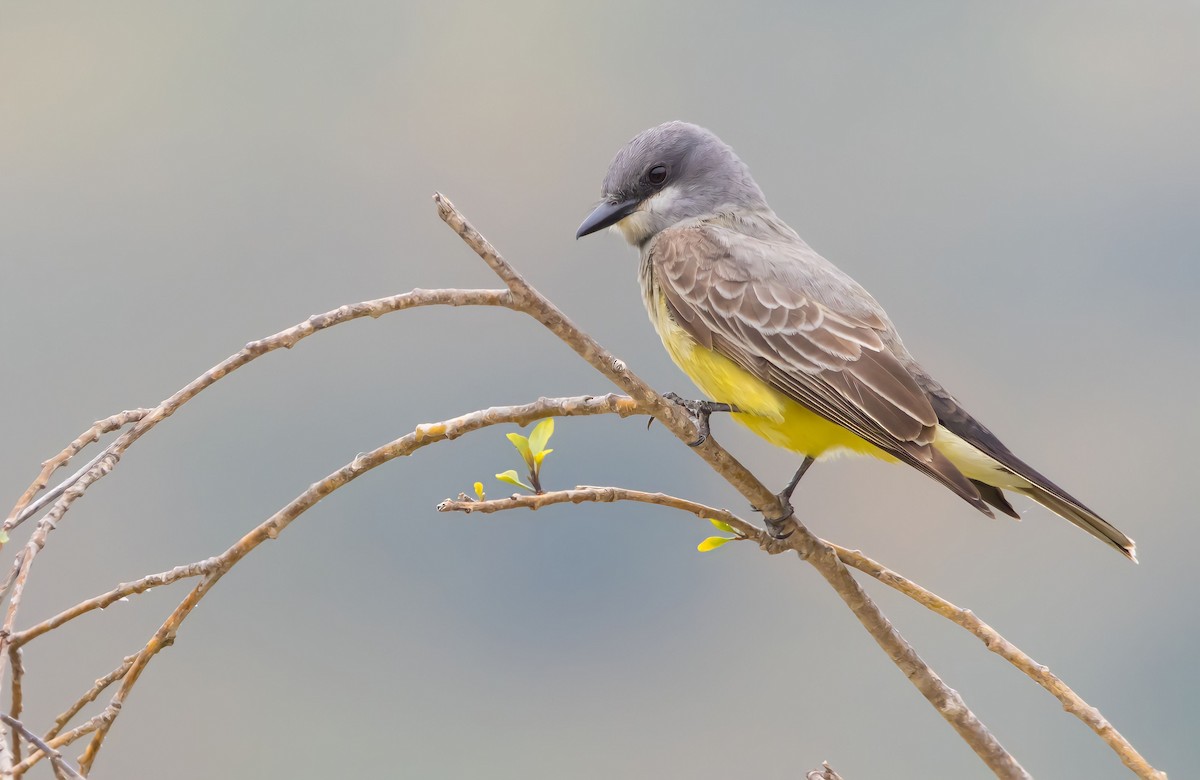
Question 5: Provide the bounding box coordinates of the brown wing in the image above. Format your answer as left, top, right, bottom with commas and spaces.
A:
651, 223, 991, 515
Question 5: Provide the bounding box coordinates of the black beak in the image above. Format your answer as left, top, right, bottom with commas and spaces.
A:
575, 197, 641, 239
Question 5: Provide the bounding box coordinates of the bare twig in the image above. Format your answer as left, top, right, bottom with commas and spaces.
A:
828, 545, 1167, 780
10, 559, 224, 649
438, 486, 763, 541
3, 409, 151, 533
441, 486, 1164, 780
0, 289, 518, 753
7, 647, 22, 769
46, 655, 137, 742
0, 714, 83, 780
433, 194, 1030, 779
5, 449, 112, 539
2, 455, 120, 683
11, 713, 112, 777
69, 393, 646, 774
0, 721, 9, 778
18, 398, 638, 774
0, 291, 515, 636
8, 653, 134, 777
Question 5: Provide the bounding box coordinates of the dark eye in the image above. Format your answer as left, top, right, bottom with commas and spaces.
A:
647, 165, 668, 186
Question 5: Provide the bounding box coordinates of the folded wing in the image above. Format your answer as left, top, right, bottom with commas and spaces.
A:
650, 223, 992, 516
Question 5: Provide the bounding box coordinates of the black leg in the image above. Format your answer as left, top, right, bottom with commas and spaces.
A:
662, 392, 737, 446
779, 455, 816, 504
764, 456, 815, 539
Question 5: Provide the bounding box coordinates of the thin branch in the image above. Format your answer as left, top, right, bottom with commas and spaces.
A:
10, 559, 224, 649
9, 655, 136, 777
438, 486, 764, 541
5, 449, 112, 541
76, 582, 203, 773
0, 555, 22, 610
3, 409, 151, 533
2, 289, 529, 773
11, 713, 111, 777
2, 455, 119, 674
46, 655, 137, 742
828, 544, 1167, 780
69, 393, 646, 774
3, 289, 513, 533
433, 194, 1031, 779
0, 715, 83, 780
0, 719, 9, 778
0, 290, 515, 691
441, 486, 1164, 780
5, 292, 513, 531
6, 647, 22, 769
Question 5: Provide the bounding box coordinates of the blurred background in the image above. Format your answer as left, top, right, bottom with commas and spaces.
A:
1, 2, 1196, 777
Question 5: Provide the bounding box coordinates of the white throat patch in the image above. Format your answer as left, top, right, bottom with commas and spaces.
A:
611, 185, 683, 245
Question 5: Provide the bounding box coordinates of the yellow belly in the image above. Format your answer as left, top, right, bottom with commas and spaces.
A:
650, 292, 892, 461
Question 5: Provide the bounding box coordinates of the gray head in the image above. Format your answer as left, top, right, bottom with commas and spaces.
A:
576, 121, 768, 245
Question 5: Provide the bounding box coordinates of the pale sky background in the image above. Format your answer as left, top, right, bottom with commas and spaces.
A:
1, 2, 1197, 778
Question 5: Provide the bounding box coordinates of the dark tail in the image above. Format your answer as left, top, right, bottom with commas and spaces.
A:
1014, 485, 1137, 562
918, 374, 1136, 562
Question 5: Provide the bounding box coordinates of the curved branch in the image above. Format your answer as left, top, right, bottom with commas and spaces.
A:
441, 486, 1165, 780
70, 393, 645, 774
433, 194, 1031, 779
0, 714, 83, 780
828, 545, 1166, 780
0, 290, 514, 661
11, 713, 111, 777
45, 655, 137, 742
0, 289, 524, 763
3, 409, 150, 532
10, 559, 224, 648
4, 290, 513, 532
7, 648, 22, 769
439, 486, 764, 540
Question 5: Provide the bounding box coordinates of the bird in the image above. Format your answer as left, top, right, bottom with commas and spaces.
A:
575, 121, 1135, 561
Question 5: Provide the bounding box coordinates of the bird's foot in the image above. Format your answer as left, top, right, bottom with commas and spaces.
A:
764, 501, 796, 540
749, 498, 795, 541
754, 456, 816, 542
662, 393, 737, 446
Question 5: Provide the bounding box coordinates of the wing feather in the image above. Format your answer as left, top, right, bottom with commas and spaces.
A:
651, 223, 988, 512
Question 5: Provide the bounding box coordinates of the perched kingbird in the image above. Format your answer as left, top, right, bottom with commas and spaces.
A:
576, 121, 1135, 560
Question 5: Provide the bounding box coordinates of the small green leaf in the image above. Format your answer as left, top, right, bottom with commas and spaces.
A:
506, 432, 535, 468
697, 536, 732, 552
496, 470, 533, 492
708, 518, 735, 534
473, 482, 485, 501
0, 530, 8, 545
533, 448, 553, 466
528, 418, 555, 454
